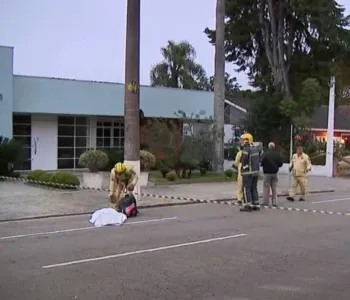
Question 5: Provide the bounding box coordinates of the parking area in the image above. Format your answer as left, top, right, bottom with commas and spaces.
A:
1, 197, 350, 300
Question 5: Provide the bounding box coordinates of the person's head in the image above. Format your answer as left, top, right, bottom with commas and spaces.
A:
114, 162, 129, 174
241, 133, 253, 145
297, 146, 303, 155
268, 142, 275, 150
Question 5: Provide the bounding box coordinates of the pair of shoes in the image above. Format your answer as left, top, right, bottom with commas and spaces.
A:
299, 198, 305, 202
252, 205, 260, 211
240, 205, 253, 212
272, 204, 277, 208
237, 201, 243, 206
286, 196, 294, 202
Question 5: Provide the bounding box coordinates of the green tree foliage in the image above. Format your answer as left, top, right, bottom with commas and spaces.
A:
0, 136, 26, 176
207, 72, 241, 96
205, 0, 350, 141
150, 40, 208, 90
150, 40, 241, 95
146, 110, 219, 178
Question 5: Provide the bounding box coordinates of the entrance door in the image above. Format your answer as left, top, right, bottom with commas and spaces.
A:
31, 115, 57, 170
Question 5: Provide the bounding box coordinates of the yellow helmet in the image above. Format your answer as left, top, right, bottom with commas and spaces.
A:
241, 133, 253, 144
114, 162, 129, 174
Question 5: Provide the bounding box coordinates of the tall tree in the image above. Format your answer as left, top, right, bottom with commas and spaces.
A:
124, 0, 141, 193
213, 0, 226, 172
205, 0, 350, 142
150, 41, 208, 90
208, 72, 241, 96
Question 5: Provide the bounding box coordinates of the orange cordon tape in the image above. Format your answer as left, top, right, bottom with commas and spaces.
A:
0, 175, 349, 217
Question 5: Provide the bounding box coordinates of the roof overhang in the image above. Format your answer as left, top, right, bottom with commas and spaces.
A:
224, 99, 247, 113
310, 128, 350, 133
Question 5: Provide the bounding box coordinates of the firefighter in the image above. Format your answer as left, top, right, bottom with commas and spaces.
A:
240, 133, 262, 212
109, 162, 138, 210
234, 145, 244, 204
287, 146, 312, 202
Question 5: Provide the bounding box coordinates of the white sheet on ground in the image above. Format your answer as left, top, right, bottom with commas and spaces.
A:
89, 208, 127, 227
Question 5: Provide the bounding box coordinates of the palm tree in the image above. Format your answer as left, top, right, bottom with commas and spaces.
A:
150, 41, 207, 90
124, 0, 141, 177
213, 0, 225, 172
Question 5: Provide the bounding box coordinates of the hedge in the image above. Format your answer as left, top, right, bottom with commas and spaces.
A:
26, 170, 80, 189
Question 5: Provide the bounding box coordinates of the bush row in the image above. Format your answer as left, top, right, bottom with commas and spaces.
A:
27, 170, 80, 189
78, 149, 156, 172
165, 168, 237, 182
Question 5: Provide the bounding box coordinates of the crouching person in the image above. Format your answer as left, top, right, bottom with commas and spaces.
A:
109, 162, 138, 211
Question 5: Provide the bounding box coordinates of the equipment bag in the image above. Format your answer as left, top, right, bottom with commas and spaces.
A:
118, 193, 138, 217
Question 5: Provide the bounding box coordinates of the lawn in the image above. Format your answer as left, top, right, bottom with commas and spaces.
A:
148, 170, 237, 185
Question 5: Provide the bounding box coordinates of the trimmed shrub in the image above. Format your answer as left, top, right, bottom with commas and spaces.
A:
78, 150, 109, 172
165, 171, 177, 182
103, 149, 124, 171
51, 171, 80, 189
27, 169, 46, 181
140, 150, 156, 171
38, 172, 55, 185
224, 169, 234, 178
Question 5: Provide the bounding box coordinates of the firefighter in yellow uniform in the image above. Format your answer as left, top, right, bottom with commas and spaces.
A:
234, 147, 244, 204
287, 146, 312, 202
109, 162, 138, 210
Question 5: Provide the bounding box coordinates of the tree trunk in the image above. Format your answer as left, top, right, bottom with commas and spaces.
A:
259, 0, 293, 96
124, 0, 141, 198
213, 0, 225, 173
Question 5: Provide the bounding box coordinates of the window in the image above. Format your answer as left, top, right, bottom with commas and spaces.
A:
12, 114, 32, 170
57, 116, 90, 169
96, 118, 124, 150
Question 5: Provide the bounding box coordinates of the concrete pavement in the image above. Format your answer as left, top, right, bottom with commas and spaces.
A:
1, 203, 350, 299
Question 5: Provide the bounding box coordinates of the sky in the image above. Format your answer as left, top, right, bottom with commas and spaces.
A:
1, 0, 349, 90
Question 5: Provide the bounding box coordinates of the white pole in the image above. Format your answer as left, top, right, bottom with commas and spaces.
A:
325, 76, 335, 177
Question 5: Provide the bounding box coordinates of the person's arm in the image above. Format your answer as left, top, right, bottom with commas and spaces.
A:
235, 150, 242, 167
260, 152, 266, 166
305, 154, 312, 171
241, 146, 250, 171
127, 169, 138, 191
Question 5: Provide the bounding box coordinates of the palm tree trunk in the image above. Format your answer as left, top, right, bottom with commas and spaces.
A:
124, 0, 141, 199
214, 0, 225, 172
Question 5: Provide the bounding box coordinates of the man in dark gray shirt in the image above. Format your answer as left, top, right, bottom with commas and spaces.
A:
260, 142, 283, 207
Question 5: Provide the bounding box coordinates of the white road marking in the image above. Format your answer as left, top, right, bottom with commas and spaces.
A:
0, 217, 178, 240
311, 197, 350, 204
42, 233, 247, 269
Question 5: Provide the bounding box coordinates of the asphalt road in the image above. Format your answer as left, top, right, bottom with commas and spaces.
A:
277, 190, 350, 213
1, 193, 350, 300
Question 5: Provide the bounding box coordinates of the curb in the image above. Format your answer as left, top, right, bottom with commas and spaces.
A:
0, 189, 336, 223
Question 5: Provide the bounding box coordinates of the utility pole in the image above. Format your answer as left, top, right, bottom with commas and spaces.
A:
124, 0, 141, 200
213, 0, 225, 172
325, 76, 335, 177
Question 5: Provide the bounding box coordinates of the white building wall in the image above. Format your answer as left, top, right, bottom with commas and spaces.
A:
31, 114, 58, 170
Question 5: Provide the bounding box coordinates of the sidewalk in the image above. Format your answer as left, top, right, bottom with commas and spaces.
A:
0, 174, 346, 221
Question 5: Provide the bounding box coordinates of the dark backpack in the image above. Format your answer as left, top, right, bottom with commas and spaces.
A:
118, 193, 138, 217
